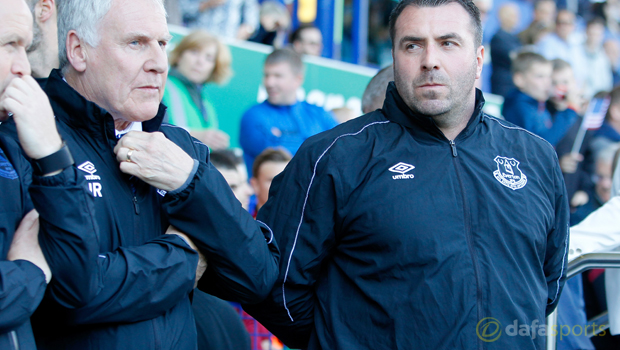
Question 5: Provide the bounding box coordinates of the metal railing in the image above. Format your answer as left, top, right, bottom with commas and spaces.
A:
546, 251, 620, 350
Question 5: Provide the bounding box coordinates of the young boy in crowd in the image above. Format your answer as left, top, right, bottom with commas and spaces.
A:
250, 148, 292, 218
503, 52, 578, 146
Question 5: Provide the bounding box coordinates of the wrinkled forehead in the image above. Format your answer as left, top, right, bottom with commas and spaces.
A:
394, 4, 475, 42
101, 0, 169, 39
0, 1, 33, 48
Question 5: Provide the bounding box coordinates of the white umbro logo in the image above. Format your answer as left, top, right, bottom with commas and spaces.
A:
78, 161, 101, 180
78, 161, 103, 198
389, 162, 415, 180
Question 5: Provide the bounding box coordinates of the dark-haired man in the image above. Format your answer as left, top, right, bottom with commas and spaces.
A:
244, 0, 569, 349
290, 25, 323, 57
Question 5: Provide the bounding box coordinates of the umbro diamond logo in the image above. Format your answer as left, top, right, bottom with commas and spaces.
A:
389, 162, 415, 180
78, 161, 101, 180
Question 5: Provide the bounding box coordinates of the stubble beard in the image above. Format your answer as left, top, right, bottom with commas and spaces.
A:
398, 59, 478, 130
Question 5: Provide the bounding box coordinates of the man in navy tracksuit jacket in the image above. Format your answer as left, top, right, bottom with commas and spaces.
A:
1, 0, 279, 348
0, 1, 100, 349
245, 0, 569, 349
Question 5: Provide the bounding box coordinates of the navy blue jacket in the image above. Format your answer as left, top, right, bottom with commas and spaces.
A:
0, 128, 97, 349
245, 84, 570, 349
2, 69, 279, 349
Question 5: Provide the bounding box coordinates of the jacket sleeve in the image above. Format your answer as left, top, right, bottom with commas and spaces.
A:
544, 158, 571, 316
0, 260, 47, 333
243, 145, 340, 349
54, 234, 198, 325
29, 166, 101, 309
163, 158, 279, 305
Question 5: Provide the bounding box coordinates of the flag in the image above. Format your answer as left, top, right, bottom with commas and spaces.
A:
581, 97, 610, 130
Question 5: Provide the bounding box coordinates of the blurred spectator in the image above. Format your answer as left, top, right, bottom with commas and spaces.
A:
180, 0, 259, 39
568, 148, 620, 341
25, 0, 59, 78
249, 1, 291, 47
361, 65, 394, 114
164, 0, 183, 26
290, 24, 324, 56
250, 148, 291, 217
592, 86, 620, 155
519, 0, 556, 45
210, 149, 254, 210
473, 0, 492, 26
239, 49, 337, 176
490, 3, 522, 98
163, 30, 232, 150
580, 18, 614, 99
330, 107, 358, 123
604, 39, 620, 85
193, 290, 252, 350
503, 52, 578, 146
537, 10, 587, 87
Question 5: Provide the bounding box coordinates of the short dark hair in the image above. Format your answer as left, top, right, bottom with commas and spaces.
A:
511, 51, 549, 75
290, 24, 318, 44
551, 58, 571, 72
264, 48, 304, 75
252, 148, 292, 178
586, 16, 606, 29
388, 0, 483, 48
210, 149, 243, 171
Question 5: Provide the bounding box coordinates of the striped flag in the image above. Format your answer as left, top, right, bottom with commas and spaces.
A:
581, 97, 610, 130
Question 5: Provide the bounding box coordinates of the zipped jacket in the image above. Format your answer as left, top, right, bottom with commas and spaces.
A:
245, 83, 570, 350
10, 69, 279, 349
0, 129, 97, 350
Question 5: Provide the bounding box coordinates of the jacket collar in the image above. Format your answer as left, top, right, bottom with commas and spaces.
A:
381, 82, 485, 141
45, 69, 166, 142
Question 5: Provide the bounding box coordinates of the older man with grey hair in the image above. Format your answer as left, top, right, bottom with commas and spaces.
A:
1, 0, 279, 348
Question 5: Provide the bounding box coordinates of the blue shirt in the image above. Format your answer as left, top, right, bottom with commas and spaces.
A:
502, 89, 578, 146
240, 100, 338, 176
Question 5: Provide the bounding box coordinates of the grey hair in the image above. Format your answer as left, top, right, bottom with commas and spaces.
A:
362, 65, 394, 114
57, 0, 166, 70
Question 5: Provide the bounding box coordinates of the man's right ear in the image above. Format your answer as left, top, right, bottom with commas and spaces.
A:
66, 30, 87, 72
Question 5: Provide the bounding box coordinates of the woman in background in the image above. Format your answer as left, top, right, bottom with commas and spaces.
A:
164, 30, 232, 149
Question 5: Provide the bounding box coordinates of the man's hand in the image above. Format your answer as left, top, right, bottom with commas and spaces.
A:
166, 225, 207, 288
0, 76, 63, 160
559, 152, 583, 174
114, 131, 195, 192
199, 0, 227, 12
7, 210, 52, 283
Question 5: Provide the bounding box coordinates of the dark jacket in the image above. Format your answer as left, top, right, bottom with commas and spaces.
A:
0, 128, 97, 350
490, 29, 521, 98
245, 83, 570, 350
5, 69, 279, 349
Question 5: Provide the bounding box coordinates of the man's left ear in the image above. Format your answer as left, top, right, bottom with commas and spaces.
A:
36, 0, 56, 23
476, 45, 485, 79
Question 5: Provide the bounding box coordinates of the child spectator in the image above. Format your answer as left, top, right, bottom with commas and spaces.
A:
210, 149, 254, 210
592, 86, 620, 155
503, 52, 578, 146
250, 148, 292, 218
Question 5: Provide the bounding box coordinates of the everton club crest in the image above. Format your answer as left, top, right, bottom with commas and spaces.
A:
493, 156, 527, 190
